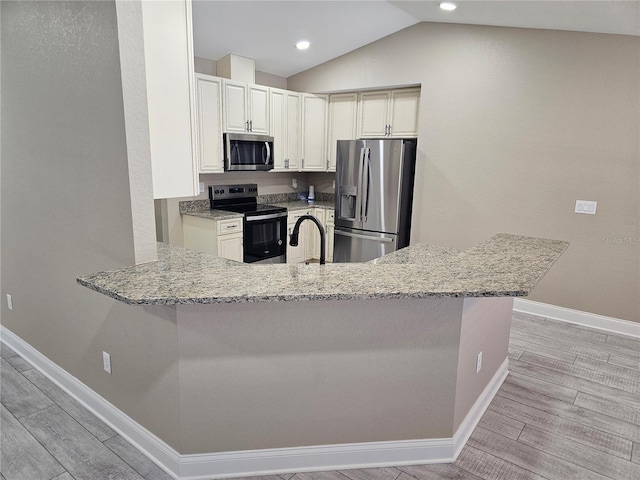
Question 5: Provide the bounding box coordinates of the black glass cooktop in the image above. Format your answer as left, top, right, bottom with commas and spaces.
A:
217, 203, 286, 215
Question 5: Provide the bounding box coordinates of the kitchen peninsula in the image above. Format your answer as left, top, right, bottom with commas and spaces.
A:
77, 234, 567, 478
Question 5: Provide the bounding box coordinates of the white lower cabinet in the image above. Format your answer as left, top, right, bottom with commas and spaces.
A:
287, 210, 310, 264
326, 209, 335, 262
287, 208, 334, 263
182, 216, 243, 262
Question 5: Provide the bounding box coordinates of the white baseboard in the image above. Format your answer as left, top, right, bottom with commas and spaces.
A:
513, 299, 640, 338
0, 326, 507, 480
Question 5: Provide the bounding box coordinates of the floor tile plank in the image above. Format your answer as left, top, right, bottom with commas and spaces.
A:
4, 354, 33, 373
574, 391, 640, 426
507, 348, 523, 361
468, 426, 609, 480
509, 358, 640, 409
633, 442, 640, 465
0, 343, 17, 360
104, 434, 173, 480
512, 314, 609, 343
0, 404, 66, 480
488, 394, 633, 458
508, 337, 577, 363
498, 380, 640, 442
293, 472, 352, 480
23, 368, 116, 442
574, 355, 640, 383
454, 445, 546, 480
0, 357, 53, 418
397, 465, 481, 480
520, 352, 639, 393
606, 334, 640, 352
280, 475, 296, 480
476, 409, 524, 440
609, 354, 640, 369
511, 315, 607, 343
504, 371, 578, 404
514, 324, 640, 360
20, 405, 144, 480
518, 425, 640, 480
340, 467, 400, 480
509, 329, 610, 361
51, 473, 75, 480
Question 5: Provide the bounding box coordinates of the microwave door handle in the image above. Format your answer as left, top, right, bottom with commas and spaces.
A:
264, 142, 271, 165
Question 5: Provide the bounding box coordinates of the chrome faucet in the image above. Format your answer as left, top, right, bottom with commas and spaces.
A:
289, 214, 326, 265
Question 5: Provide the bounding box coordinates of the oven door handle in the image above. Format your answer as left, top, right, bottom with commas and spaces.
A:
245, 212, 287, 222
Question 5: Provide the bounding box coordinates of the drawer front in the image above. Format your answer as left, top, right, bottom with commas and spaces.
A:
288, 210, 309, 224
217, 217, 243, 235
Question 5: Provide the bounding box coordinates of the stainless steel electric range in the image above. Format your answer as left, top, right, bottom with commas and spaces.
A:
209, 184, 287, 264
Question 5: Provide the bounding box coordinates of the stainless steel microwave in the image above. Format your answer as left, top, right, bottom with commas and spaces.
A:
224, 133, 274, 171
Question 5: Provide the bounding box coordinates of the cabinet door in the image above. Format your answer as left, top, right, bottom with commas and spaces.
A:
301, 94, 328, 171
311, 209, 326, 260
358, 91, 390, 138
326, 223, 334, 263
327, 93, 358, 172
223, 80, 248, 133
217, 232, 243, 262
195, 75, 223, 173
138, 0, 198, 198
389, 88, 420, 137
248, 84, 270, 134
287, 222, 306, 263
286, 92, 301, 171
270, 88, 287, 171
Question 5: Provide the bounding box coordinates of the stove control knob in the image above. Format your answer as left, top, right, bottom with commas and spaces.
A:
278, 239, 283, 245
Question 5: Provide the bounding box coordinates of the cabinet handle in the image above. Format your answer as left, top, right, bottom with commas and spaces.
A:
245, 121, 249, 131
301, 158, 304, 168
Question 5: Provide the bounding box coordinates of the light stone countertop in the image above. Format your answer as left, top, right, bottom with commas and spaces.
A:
76, 234, 568, 306
180, 200, 335, 221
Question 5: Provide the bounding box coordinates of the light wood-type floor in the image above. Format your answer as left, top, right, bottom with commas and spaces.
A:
1, 312, 639, 480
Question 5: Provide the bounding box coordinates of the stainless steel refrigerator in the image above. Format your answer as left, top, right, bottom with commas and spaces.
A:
333, 138, 417, 263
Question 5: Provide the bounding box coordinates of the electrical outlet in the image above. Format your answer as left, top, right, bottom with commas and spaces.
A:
332, 179, 336, 189
199, 182, 205, 194
103, 351, 112, 374
476, 351, 482, 373
292, 178, 297, 189
575, 200, 597, 214
6, 294, 13, 311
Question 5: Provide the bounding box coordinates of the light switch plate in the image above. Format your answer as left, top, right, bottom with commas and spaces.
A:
575, 200, 597, 215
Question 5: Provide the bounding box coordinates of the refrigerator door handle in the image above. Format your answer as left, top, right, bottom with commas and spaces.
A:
362, 148, 372, 223
334, 230, 395, 243
356, 146, 366, 222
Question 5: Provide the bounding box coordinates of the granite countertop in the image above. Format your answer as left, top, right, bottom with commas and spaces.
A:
77, 234, 568, 306
180, 199, 335, 220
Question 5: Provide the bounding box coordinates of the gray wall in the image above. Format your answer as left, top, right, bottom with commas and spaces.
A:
0, 0, 181, 450
289, 23, 640, 323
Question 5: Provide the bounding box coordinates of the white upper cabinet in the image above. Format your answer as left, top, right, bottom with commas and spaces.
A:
358, 88, 420, 138
270, 88, 300, 171
358, 91, 390, 138
388, 88, 421, 137
222, 80, 270, 134
327, 93, 358, 172
137, 0, 198, 198
248, 84, 270, 134
194, 74, 223, 173
301, 93, 328, 171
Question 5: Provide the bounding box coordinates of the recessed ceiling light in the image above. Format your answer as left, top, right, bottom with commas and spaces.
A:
440, 2, 457, 11
296, 40, 310, 50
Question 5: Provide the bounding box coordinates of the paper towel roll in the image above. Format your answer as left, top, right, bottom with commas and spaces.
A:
308, 185, 315, 203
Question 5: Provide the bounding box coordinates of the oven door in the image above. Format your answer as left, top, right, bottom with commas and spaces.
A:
243, 212, 287, 263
